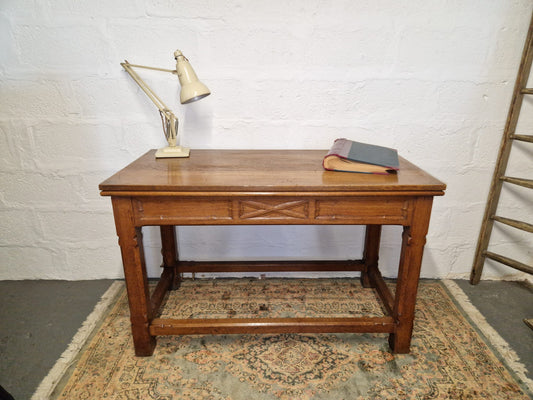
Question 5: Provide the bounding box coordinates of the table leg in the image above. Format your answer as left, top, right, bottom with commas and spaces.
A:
361, 225, 382, 288
112, 198, 156, 356
160, 226, 180, 289
389, 197, 434, 353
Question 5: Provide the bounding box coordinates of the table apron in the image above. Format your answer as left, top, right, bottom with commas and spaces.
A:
130, 195, 416, 226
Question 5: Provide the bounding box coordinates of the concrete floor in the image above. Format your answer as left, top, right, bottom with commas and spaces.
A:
454, 279, 533, 381
0, 280, 114, 400
0, 279, 531, 400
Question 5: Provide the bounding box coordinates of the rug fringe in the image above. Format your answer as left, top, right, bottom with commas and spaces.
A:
443, 280, 533, 394
31, 281, 124, 400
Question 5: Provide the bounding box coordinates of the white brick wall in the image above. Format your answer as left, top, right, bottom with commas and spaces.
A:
1, 1, 532, 280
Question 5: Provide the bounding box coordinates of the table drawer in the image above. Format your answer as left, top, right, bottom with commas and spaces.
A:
134, 198, 233, 224
315, 198, 410, 224
133, 196, 411, 225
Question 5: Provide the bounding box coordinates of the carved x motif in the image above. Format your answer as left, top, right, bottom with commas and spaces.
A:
240, 200, 309, 219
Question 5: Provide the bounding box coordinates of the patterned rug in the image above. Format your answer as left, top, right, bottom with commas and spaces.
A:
44, 279, 531, 399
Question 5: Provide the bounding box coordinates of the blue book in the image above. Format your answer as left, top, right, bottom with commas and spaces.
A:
323, 138, 399, 174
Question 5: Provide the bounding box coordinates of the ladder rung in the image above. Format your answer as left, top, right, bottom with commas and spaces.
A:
484, 251, 533, 275
500, 176, 533, 189
522, 88, 533, 94
492, 215, 533, 233
510, 134, 533, 143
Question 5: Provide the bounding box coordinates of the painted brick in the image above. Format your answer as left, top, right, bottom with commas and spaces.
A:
37, 210, 116, 244
0, 246, 64, 280
29, 121, 131, 172
11, 20, 110, 72
0, 209, 43, 246
0, 80, 81, 118
109, 21, 201, 67
0, 121, 20, 169
1, 172, 84, 207
39, 0, 145, 18
1, 0, 532, 281
62, 245, 124, 280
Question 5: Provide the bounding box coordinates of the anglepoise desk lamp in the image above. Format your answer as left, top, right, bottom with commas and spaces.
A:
121, 50, 210, 158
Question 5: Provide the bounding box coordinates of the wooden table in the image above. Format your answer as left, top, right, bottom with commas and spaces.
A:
100, 150, 445, 356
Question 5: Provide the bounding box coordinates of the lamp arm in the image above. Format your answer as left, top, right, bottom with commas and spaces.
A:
121, 61, 180, 145
122, 63, 176, 74
120, 61, 175, 121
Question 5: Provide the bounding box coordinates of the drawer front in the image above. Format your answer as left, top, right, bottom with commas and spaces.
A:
315, 198, 410, 224
133, 196, 411, 225
134, 198, 233, 224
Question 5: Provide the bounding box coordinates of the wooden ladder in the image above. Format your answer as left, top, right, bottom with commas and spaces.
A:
470, 11, 533, 285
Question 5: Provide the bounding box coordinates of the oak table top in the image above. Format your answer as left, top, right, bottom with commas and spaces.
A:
99, 149, 446, 195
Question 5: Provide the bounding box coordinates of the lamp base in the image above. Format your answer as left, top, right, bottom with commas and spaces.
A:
155, 145, 190, 158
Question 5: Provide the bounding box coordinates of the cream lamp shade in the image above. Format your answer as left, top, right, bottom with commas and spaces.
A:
175, 50, 211, 104
121, 49, 210, 158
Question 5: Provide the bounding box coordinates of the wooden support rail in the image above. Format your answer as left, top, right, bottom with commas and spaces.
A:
154, 257, 398, 339
177, 259, 365, 273
150, 316, 396, 335
151, 268, 174, 312
367, 265, 394, 315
